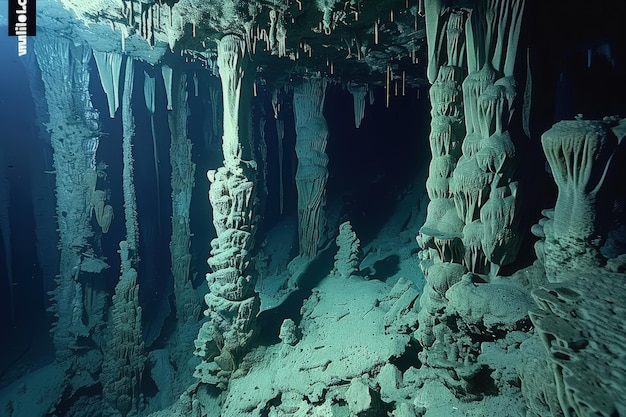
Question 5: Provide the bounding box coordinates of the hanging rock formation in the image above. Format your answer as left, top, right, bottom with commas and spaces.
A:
93, 50, 123, 118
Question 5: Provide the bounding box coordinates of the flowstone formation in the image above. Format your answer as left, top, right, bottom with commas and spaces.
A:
194, 34, 260, 388
416, 0, 528, 398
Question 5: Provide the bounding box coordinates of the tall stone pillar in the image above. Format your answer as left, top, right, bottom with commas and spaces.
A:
34, 35, 109, 374
293, 77, 329, 259
195, 34, 259, 387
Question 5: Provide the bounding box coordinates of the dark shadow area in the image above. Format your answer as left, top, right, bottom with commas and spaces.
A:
371, 254, 401, 282
255, 242, 336, 346
324, 84, 430, 245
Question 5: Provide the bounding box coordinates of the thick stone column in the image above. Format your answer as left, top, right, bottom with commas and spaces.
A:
416, 0, 527, 397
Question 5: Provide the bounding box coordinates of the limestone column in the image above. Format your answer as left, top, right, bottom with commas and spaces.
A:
195, 34, 259, 387
293, 76, 329, 259
416, 0, 527, 396
167, 71, 200, 322
101, 56, 146, 417
34, 35, 109, 374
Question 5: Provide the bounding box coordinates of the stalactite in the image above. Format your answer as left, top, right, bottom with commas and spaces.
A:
93, 50, 123, 118
347, 82, 367, 128
143, 70, 162, 233
277, 15, 287, 58
386, 65, 391, 108
424, 0, 446, 83
208, 76, 222, 145
446, 10, 468, 68
276, 117, 285, 215
374, 20, 379, 44
162, 64, 174, 111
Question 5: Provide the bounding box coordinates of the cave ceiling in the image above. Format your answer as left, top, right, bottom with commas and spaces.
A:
36, 0, 429, 89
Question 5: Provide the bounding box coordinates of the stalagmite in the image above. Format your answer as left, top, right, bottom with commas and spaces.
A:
417, 0, 527, 390
333, 221, 362, 278
101, 241, 146, 417
541, 119, 619, 282
93, 50, 123, 118
293, 77, 329, 258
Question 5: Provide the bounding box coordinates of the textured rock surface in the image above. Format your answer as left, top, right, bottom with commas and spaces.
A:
531, 269, 626, 417
220, 276, 412, 417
